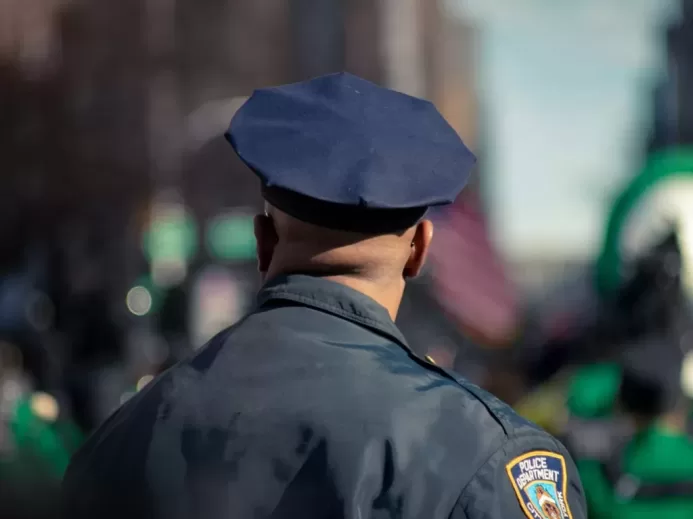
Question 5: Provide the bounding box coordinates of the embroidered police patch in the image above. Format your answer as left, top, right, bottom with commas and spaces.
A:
506, 451, 572, 519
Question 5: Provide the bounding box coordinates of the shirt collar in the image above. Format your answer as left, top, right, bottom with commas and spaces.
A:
255, 274, 411, 350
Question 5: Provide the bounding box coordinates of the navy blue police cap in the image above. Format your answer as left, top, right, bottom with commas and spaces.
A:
225, 72, 476, 233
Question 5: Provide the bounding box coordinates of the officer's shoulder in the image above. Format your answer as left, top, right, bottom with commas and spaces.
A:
449, 379, 587, 519
444, 374, 582, 485
443, 368, 551, 440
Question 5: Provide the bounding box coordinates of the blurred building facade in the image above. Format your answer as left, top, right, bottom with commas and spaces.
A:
0, 0, 483, 352
1, 0, 475, 255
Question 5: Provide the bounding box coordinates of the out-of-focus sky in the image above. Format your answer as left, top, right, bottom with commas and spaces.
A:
447, 0, 681, 260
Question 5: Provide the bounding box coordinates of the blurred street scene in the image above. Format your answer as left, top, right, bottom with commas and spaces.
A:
3, 0, 693, 517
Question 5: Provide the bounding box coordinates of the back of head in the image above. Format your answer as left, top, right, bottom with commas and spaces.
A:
224, 73, 476, 313
263, 203, 420, 280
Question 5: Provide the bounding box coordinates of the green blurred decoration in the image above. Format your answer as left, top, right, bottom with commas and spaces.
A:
566, 363, 621, 419
206, 213, 256, 261
142, 211, 198, 263
0, 394, 83, 485
597, 147, 693, 295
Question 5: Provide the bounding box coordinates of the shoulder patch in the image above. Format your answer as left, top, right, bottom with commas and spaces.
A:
506, 450, 573, 519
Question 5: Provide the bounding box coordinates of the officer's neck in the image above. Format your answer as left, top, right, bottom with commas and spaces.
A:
266, 264, 405, 321
266, 249, 408, 321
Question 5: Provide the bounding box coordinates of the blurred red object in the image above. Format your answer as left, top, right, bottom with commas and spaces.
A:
428, 192, 519, 347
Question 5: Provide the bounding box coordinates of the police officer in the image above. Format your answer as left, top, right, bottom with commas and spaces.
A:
62, 73, 587, 519
576, 335, 693, 518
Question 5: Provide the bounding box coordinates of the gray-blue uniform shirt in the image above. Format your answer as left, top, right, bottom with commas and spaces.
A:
63, 274, 586, 519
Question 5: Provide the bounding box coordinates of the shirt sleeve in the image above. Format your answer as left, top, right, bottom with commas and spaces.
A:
452, 432, 588, 519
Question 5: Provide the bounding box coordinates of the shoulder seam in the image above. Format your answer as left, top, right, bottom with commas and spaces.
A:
455, 380, 511, 437
437, 366, 521, 437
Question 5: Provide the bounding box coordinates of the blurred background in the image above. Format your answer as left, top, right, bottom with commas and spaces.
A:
3, 0, 693, 516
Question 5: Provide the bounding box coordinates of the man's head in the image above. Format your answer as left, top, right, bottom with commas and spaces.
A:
225, 72, 476, 312
254, 203, 433, 285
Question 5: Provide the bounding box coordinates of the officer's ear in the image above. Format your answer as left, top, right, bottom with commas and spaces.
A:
254, 213, 278, 274
403, 219, 433, 279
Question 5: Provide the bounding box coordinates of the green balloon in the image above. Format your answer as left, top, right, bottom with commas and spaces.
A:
596, 147, 693, 295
